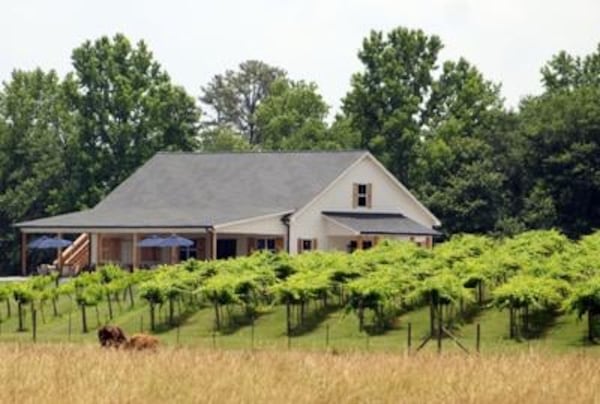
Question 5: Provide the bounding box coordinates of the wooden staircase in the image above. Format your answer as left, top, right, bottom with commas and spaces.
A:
54, 233, 90, 275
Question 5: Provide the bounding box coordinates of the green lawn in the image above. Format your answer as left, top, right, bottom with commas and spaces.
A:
0, 290, 596, 353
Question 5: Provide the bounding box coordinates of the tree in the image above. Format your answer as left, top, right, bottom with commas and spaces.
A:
0, 69, 74, 272
342, 27, 442, 185
410, 59, 509, 234
541, 44, 600, 92
255, 79, 333, 150
199, 127, 252, 152
517, 85, 600, 236
62, 33, 200, 210
200, 60, 286, 144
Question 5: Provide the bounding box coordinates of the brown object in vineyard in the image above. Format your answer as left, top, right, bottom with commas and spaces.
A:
124, 334, 159, 351
98, 325, 127, 348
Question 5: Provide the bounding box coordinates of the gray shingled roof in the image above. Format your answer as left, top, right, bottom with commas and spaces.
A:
323, 212, 441, 236
17, 151, 367, 229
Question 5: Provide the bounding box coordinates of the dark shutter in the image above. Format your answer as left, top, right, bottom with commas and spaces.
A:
352, 183, 358, 208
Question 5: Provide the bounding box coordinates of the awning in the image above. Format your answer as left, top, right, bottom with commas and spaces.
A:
323, 212, 441, 236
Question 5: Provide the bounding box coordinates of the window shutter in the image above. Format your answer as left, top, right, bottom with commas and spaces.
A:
275, 237, 284, 252
312, 238, 318, 250
297, 238, 303, 254
366, 183, 373, 208
247, 237, 256, 255
352, 183, 358, 208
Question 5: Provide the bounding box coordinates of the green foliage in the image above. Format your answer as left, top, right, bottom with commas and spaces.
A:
493, 276, 570, 311
256, 79, 333, 150
200, 60, 286, 144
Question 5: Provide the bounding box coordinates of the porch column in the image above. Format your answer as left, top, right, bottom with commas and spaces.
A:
132, 234, 139, 270
21, 232, 27, 276
57, 232, 63, 274
357, 235, 364, 250
208, 229, 217, 260
170, 247, 177, 264
97, 233, 103, 266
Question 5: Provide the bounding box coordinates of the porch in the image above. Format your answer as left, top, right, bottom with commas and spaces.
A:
20, 230, 286, 275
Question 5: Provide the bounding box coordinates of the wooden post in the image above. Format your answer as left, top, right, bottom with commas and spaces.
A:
97, 233, 103, 266
56, 232, 63, 275
476, 323, 481, 353
357, 236, 364, 250
437, 304, 443, 354
209, 229, 217, 260
325, 324, 330, 348
21, 232, 27, 276
132, 234, 139, 270
407, 322, 412, 354
251, 316, 255, 350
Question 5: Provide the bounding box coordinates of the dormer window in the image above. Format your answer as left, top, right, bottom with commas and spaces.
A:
353, 183, 372, 208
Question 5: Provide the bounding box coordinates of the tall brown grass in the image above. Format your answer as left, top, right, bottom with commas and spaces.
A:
0, 343, 598, 403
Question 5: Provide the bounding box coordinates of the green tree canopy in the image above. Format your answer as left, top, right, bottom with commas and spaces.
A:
200, 60, 286, 145
63, 33, 200, 210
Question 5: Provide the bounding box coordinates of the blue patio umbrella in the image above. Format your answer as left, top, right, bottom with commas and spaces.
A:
157, 235, 194, 248
138, 235, 165, 248
29, 236, 72, 249
137, 234, 194, 262
27, 236, 73, 274
159, 235, 194, 261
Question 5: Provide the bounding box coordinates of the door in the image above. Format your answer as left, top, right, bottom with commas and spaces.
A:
217, 239, 237, 259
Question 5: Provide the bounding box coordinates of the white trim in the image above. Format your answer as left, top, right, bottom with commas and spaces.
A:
291, 152, 369, 221
364, 153, 441, 226
322, 215, 359, 236
214, 210, 294, 230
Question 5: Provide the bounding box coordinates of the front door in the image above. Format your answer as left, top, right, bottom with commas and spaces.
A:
217, 239, 237, 260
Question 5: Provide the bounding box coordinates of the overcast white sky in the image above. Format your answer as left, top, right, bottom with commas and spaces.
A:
2, 0, 600, 114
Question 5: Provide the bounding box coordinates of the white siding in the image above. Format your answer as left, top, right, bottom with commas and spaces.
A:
289, 155, 437, 254
216, 214, 287, 235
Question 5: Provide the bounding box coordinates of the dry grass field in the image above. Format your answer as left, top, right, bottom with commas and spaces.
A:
1, 344, 599, 404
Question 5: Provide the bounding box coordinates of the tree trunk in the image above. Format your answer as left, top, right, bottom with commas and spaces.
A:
52, 297, 58, 317
286, 302, 291, 336
524, 305, 529, 338
17, 302, 24, 332
31, 307, 37, 342
589, 311, 595, 342
128, 285, 134, 308
478, 281, 483, 305
213, 302, 220, 330
81, 305, 88, 333
358, 304, 365, 332
106, 291, 113, 320
169, 298, 174, 325
150, 303, 156, 331
509, 307, 514, 339
429, 299, 435, 335
6, 299, 11, 318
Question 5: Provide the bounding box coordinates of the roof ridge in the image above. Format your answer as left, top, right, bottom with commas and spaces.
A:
155, 149, 368, 156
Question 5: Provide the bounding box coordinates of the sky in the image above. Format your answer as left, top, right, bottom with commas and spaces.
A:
2, 0, 600, 115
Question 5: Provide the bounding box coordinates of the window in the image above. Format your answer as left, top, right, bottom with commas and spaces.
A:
353, 183, 372, 208
298, 238, 317, 253
347, 239, 373, 253
256, 238, 276, 252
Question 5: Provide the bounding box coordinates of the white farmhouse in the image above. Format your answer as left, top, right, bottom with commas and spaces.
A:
16, 151, 440, 274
